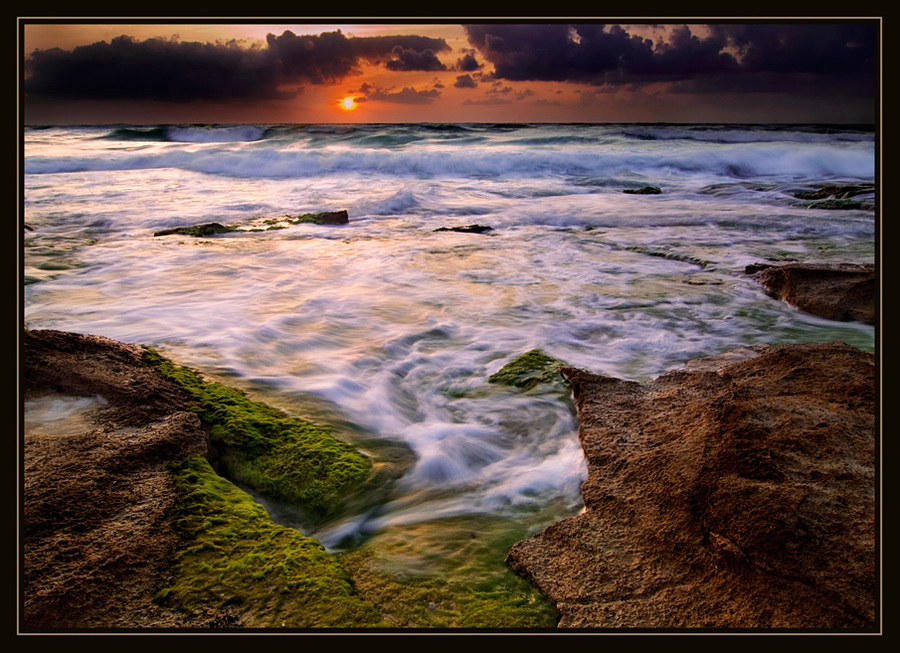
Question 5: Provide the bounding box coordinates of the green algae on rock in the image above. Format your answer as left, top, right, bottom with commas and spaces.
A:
156, 454, 386, 628
287, 210, 350, 225
488, 349, 569, 391
153, 223, 238, 237
337, 514, 559, 628
24, 328, 564, 629
142, 347, 371, 524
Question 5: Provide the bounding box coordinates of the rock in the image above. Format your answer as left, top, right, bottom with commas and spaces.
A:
800, 198, 874, 210
153, 222, 236, 237
792, 184, 875, 200
488, 349, 568, 390
289, 210, 349, 225
623, 186, 661, 195
433, 224, 494, 234
747, 262, 876, 324
505, 341, 876, 629
790, 184, 875, 210
23, 329, 215, 628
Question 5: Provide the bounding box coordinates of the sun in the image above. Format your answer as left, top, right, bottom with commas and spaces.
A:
339, 96, 358, 111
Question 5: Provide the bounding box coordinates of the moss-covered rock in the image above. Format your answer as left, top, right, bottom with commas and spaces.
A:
142, 348, 371, 524
154, 223, 238, 237
156, 455, 386, 628
488, 349, 569, 391
288, 210, 349, 225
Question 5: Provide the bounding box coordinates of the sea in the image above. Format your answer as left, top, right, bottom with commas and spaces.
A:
22, 122, 877, 555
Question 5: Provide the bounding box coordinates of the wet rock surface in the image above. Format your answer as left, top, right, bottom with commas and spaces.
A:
746, 262, 876, 325
506, 341, 876, 629
22, 329, 217, 629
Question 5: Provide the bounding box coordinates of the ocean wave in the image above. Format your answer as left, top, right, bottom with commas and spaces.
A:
619, 123, 874, 144
100, 124, 270, 143
24, 124, 875, 183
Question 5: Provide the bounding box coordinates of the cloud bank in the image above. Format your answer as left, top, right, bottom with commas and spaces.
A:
462, 23, 876, 93
24, 29, 451, 102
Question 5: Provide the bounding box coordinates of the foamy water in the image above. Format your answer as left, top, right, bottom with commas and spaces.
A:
23, 122, 876, 546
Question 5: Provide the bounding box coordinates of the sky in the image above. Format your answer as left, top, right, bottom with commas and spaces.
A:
19, 19, 880, 125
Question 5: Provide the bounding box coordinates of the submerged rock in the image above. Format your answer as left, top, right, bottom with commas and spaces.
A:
153, 222, 236, 237
488, 349, 568, 390
746, 262, 876, 325
792, 184, 874, 200
790, 184, 875, 210
623, 186, 661, 195
288, 209, 349, 225
505, 341, 876, 629
153, 211, 350, 237
433, 224, 494, 234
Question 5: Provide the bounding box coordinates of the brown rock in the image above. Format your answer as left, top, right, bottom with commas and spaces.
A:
22, 329, 215, 629
747, 262, 876, 325
506, 341, 876, 629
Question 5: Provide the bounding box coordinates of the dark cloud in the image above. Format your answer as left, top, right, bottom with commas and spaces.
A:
455, 52, 481, 72
463, 22, 876, 93
24, 35, 282, 101
454, 74, 477, 88
24, 29, 451, 102
342, 34, 451, 61
362, 85, 442, 104
709, 23, 875, 74
385, 46, 447, 71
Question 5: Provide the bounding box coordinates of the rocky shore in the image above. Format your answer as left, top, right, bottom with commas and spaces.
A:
506, 341, 876, 629
21, 261, 878, 631
746, 262, 876, 325
23, 329, 213, 628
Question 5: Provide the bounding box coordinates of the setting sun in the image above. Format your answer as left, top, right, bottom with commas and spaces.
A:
339, 96, 357, 110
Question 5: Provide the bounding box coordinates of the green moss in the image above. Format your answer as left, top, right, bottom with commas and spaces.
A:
156, 455, 387, 628
143, 349, 563, 629
142, 348, 371, 523
488, 349, 568, 390
337, 516, 559, 629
